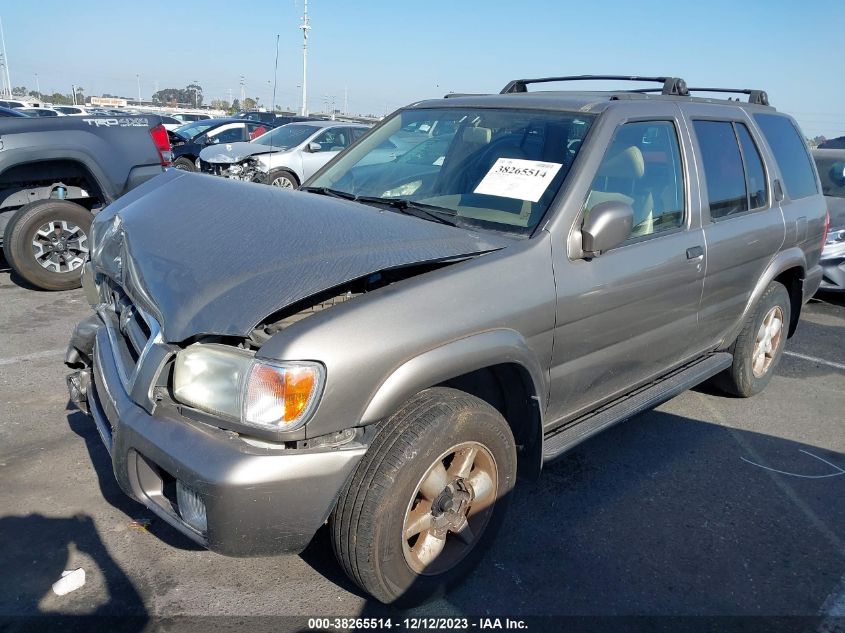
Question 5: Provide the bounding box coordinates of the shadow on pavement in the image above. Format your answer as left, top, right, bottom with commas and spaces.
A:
0, 513, 147, 631
296, 410, 845, 621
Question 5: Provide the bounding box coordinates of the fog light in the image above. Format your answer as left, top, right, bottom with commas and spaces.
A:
176, 481, 207, 533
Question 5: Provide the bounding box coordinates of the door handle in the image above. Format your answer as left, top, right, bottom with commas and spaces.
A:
686, 246, 704, 260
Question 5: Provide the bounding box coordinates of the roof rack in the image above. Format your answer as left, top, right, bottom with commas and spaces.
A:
685, 87, 770, 106
500, 75, 689, 97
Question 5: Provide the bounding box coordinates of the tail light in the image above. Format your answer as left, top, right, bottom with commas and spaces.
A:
149, 123, 173, 167
822, 211, 830, 248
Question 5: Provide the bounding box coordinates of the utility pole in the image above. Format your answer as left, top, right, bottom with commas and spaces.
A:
136, 73, 141, 103
192, 80, 199, 108
35, 73, 40, 100
0, 16, 11, 98
344, 85, 348, 116
271, 34, 279, 114
299, 0, 310, 116
239, 75, 245, 106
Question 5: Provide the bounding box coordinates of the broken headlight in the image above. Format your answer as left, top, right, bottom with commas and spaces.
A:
172, 343, 325, 432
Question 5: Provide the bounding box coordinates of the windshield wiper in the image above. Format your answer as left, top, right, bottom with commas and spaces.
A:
353, 196, 460, 227
299, 186, 357, 200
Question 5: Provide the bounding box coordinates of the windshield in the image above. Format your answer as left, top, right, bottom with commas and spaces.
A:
308, 108, 594, 234
252, 124, 320, 149
174, 120, 217, 140
814, 152, 845, 200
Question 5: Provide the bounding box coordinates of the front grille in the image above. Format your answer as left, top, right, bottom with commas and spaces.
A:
99, 279, 162, 397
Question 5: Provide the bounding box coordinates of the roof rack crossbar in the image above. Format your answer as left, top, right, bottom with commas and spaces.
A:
500, 75, 689, 97
685, 87, 770, 106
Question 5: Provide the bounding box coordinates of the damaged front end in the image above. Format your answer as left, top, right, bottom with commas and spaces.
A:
203, 156, 269, 183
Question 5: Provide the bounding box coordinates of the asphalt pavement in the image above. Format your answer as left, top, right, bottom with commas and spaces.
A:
1, 258, 844, 629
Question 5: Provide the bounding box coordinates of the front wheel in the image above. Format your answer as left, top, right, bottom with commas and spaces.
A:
3, 199, 92, 290
265, 169, 298, 189
172, 157, 196, 172
715, 281, 791, 397
330, 388, 516, 605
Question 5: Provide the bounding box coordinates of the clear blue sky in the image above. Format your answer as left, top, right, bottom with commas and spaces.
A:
2, 0, 843, 138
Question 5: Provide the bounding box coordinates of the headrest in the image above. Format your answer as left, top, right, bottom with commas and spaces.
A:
462, 126, 492, 145
598, 146, 645, 179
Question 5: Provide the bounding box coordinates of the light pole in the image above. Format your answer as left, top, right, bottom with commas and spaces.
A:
35, 73, 40, 100
136, 73, 141, 104
191, 81, 199, 108
299, 0, 310, 116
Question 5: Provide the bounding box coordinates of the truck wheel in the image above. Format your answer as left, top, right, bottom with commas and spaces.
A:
3, 200, 92, 291
330, 387, 516, 605
715, 281, 791, 397
266, 169, 298, 189
172, 157, 196, 172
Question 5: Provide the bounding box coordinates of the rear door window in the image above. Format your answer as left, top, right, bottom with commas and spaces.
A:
693, 121, 749, 219
754, 113, 818, 200
736, 123, 768, 210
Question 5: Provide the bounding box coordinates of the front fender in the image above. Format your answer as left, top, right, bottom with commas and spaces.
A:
360, 328, 547, 425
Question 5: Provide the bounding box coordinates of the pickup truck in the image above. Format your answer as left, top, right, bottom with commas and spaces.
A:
0, 114, 171, 290
66, 75, 827, 604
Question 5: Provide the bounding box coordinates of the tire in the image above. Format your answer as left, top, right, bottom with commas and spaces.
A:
330, 387, 517, 605
172, 157, 196, 172
714, 281, 791, 397
265, 169, 298, 189
3, 200, 92, 291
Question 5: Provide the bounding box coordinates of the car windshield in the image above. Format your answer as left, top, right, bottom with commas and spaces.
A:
814, 152, 845, 200
307, 108, 594, 234
252, 124, 320, 149
174, 120, 217, 140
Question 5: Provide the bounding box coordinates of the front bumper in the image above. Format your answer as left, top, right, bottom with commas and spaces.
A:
67, 319, 366, 556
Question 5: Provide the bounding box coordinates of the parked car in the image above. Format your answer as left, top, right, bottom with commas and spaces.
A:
53, 105, 90, 116
0, 105, 28, 117
813, 148, 845, 290
169, 118, 273, 171
159, 114, 190, 131
233, 111, 318, 127
819, 136, 845, 150
172, 112, 211, 124
199, 120, 370, 187
17, 107, 63, 117
0, 113, 171, 289
66, 74, 826, 605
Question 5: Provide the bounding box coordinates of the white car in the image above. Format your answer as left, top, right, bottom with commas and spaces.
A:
53, 105, 90, 116
198, 120, 370, 188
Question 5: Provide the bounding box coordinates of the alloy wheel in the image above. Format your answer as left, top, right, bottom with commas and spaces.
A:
30, 220, 89, 273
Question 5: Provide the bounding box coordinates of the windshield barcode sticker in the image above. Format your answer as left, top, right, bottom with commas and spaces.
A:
473, 158, 563, 202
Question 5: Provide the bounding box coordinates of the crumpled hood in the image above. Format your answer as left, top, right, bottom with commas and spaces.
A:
199, 141, 283, 164
92, 170, 511, 342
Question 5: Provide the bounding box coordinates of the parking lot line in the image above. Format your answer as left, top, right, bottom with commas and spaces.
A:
0, 348, 65, 366
784, 351, 845, 372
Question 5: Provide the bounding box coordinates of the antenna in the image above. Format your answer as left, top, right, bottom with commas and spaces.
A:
299, 0, 310, 116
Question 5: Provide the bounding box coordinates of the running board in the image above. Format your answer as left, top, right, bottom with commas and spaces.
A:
542, 353, 733, 463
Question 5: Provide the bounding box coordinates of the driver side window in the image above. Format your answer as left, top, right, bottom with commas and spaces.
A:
585, 121, 685, 239
313, 129, 349, 152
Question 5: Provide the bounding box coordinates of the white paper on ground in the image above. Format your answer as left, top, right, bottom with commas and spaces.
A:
52, 568, 86, 596
473, 158, 563, 203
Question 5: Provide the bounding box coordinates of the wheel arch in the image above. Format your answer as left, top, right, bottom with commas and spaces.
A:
0, 155, 111, 206
722, 247, 807, 347
360, 329, 547, 480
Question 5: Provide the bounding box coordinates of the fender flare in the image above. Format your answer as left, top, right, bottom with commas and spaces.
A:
721, 247, 806, 347
0, 150, 114, 203
360, 328, 547, 429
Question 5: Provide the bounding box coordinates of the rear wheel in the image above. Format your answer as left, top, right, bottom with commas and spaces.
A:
172, 157, 196, 172
715, 281, 790, 397
3, 199, 92, 290
330, 388, 516, 605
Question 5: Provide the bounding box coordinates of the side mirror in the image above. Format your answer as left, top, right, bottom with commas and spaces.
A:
308, 142, 322, 153
581, 200, 634, 257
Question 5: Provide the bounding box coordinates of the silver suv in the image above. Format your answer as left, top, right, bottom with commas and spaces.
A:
66, 75, 827, 604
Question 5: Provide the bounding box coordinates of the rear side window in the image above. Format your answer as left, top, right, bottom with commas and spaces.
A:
693, 121, 749, 218
735, 124, 768, 209
754, 113, 818, 200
